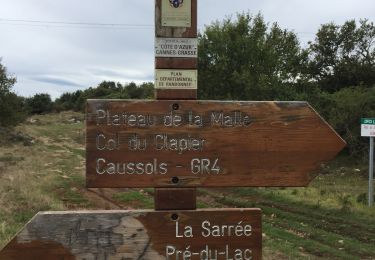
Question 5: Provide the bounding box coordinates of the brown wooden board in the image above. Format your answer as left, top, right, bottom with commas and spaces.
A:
0, 209, 262, 260
156, 57, 197, 69
86, 100, 345, 188
155, 188, 197, 210
155, 88, 197, 100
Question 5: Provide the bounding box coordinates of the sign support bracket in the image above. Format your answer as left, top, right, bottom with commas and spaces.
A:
369, 137, 374, 207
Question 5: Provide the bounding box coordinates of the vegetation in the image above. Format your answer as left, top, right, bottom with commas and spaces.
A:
307, 19, 375, 92
112, 190, 154, 209
54, 81, 154, 112
0, 60, 27, 127
197, 13, 375, 157
198, 13, 308, 101
25, 93, 53, 114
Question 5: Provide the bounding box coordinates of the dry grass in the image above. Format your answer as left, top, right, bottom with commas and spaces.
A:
0, 111, 84, 247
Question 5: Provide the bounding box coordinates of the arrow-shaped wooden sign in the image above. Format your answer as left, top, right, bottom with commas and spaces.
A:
0, 209, 262, 260
86, 100, 346, 188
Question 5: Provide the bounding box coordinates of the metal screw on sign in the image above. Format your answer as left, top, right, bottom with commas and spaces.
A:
171, 176, 179, 184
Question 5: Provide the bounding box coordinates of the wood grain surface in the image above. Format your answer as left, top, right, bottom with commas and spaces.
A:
86, 100, 346, 188
155, 57, 197, 69
155, 89, 197, 100
155, 188, 197, 210
0, 209, 262, 260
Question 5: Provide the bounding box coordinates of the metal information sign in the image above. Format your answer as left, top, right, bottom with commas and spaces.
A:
155, 38, 198, 58
161, 0, 192, 27
155, 69, 197, 89
361, 118, 375, 137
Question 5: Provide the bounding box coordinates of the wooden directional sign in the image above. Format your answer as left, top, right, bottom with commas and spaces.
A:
86, 99, 346, 188
0, 209, 262, 260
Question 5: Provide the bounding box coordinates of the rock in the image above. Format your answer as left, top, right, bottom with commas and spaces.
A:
0, 127, 35, 146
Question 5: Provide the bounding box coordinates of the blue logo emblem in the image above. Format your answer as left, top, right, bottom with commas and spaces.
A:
169, 0, 183, 8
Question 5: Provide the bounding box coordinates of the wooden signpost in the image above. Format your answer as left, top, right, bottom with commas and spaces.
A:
0, 1, 345, 259
154, 0, 198, 211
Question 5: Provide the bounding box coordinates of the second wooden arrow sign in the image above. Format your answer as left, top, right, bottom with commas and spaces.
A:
86, 100, 345, 188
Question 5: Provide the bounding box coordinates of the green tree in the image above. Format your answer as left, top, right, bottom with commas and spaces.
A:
308, 19, 375, 92
325, 86, 375, 156
124, 82, 154, 99
55, 81, 155, 112
198, 13, 308, 100
0, 60, 26, 126
25, 93, 53, 114
54, 92, 76, 111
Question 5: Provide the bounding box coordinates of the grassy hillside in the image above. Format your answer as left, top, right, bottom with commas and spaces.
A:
0, 112, 374, 259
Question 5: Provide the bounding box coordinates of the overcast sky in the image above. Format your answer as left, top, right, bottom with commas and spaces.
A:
1, 0, 374, 99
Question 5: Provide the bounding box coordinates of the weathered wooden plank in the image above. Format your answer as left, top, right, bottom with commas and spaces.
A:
156, 57, 197, 69
155, 188, 197, 210
155, 89, 197, 100
155, 0, 197, 38
85, 100, 346, 188
0, 209, 262, 260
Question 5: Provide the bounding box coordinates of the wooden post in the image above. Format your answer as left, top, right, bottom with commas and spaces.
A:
154, 0, 198, 210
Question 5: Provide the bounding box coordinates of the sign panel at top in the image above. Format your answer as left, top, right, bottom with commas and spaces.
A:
86, 100, 346, 188
155, 38, 198, 58
361, 118, 375, 137
161, 0, 191, 27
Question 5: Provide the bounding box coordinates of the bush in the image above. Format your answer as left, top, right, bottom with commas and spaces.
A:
54, 81, 155, 112
25, 93, 53, 114
0, 61, 27, 127
324, 86, 375, 157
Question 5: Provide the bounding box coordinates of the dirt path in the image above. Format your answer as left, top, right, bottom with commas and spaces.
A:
83, 188, 124, 209
199, 189, 375, 260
